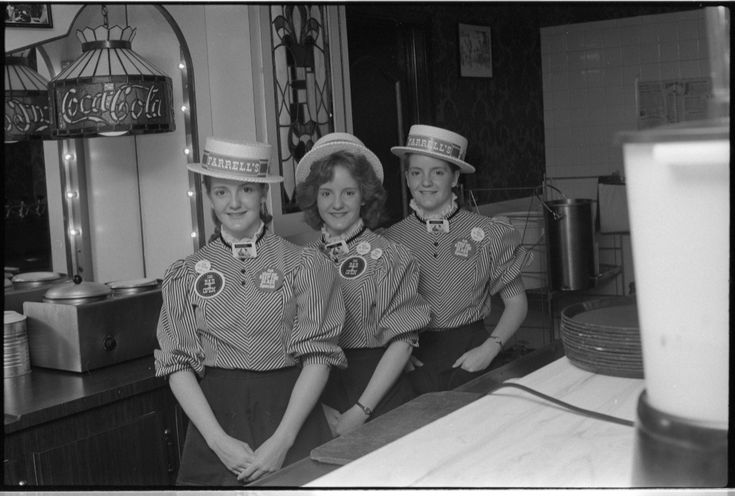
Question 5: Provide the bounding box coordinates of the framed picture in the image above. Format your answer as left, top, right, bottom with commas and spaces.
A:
4, 3, 53, 28
459, 23, 492, 78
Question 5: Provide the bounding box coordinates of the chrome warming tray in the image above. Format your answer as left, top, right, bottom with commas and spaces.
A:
22, 278, 162, 373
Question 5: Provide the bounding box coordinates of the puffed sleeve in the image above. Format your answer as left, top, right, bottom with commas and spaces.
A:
373, 243, 431, 347
154, 259, 206, 378
287, 247, 347, 369
486, 217, 529, 301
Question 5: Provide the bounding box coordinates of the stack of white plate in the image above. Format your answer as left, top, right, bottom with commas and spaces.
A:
560, 297, 643, 379
4, 311, 31, 378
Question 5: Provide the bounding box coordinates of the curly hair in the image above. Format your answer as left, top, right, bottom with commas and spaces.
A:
295, 150, 387, 230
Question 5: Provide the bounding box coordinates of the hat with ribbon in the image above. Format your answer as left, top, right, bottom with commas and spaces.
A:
295, 132, 384, 185
188, 137, 284, 183
391, 124, 475, 174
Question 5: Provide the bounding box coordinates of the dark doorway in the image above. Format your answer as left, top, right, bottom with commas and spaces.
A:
345, 6, 432, 227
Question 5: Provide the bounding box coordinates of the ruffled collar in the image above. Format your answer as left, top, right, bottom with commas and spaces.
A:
410, 194, 459, 221
321, 218, 365, 245
219, 221, 266, 247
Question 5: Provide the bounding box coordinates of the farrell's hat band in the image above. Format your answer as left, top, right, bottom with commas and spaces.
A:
391, 124, 475, 174
188, 137, 283, 184
201, 150, 269, 177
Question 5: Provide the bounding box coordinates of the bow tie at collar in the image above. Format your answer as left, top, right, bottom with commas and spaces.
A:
220, 222, 266, 259
321, 220, 366, 256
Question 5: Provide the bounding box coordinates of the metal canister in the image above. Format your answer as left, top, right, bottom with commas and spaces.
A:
4, 310, 31, 378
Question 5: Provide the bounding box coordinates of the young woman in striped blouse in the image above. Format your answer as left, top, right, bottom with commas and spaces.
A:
154, 138, 347, 485
295, 133, 431, 436
384, 124, 529, 394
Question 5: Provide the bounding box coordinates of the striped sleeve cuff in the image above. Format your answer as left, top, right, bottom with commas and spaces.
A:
500, 277, 526, 300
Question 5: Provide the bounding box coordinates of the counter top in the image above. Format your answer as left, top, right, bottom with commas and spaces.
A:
253, 340, 566, 486
4, 356, 163, 434
308, 356, 644, 487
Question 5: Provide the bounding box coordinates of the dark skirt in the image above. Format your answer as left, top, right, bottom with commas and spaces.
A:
407, 320, 493, 395
321, 347, 416, 419
176, 366, 332, 486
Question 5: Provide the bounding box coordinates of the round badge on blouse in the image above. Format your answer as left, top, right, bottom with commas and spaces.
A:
339, 256, 367, 279
356, 241, 371, 255
195, 259, 211, 274
471, 227, 485, 242
194, 270, 225, 298
370, 248, 383, 260
256, 268, 283, 292
452, 238, 475, 259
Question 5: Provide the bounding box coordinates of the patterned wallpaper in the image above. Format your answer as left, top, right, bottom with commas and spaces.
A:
422, 4, 548, 205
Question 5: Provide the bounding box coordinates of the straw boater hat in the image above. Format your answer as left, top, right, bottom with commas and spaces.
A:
391, 124, 475, 174
188, 137, 284, 183
295, 132, 384, 185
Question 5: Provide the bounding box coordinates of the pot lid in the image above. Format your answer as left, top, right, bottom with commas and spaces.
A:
106, 277, 159, 290
44, 276, 112, 301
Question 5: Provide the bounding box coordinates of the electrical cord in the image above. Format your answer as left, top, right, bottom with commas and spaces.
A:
491, 382, 636, 427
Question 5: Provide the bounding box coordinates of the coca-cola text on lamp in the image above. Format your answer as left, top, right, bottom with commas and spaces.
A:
47, 16, 175, 138
4, 56, 52, 143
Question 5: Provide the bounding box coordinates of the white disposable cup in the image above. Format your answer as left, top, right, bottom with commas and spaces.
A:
621, 121, 729, 426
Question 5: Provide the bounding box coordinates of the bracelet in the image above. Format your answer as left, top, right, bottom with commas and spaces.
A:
488, 335, 504, 348
355, 400, 373, 417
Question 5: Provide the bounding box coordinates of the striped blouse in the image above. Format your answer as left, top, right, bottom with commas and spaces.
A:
154, 230, 347, 377
384, 208, 528, 330
312, 224, 430, 349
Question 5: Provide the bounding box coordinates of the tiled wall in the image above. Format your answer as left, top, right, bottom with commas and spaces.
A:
541, 9, 709, 186
540, 9, 710, 293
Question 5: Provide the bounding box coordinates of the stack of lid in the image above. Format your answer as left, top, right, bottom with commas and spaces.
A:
560, 297, 643, 379
4, 311, 31, 378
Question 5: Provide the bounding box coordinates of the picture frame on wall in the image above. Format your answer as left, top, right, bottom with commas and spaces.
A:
4, 3, 53, 28
459, 23, 492, 78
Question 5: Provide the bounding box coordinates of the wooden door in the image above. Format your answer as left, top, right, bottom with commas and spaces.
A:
346, 7, 432, 227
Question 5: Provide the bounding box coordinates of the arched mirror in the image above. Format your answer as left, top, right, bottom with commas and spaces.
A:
4, 4, 201, 285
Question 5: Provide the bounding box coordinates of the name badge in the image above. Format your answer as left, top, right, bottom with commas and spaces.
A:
325, 240, 349, 256
426, 219, 449, 233
453, 238, 475, 259
339, 256, 367, 279
194, 270, 225, 299
356, 241, 371, 255
256, 268, 283, 292
233, 242, 257, 259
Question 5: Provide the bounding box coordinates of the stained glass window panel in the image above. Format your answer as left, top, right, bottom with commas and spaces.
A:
270, 4, 334, 213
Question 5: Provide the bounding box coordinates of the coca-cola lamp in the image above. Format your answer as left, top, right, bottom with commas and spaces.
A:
48, 19, 175, 138
4, 56, 52, 143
